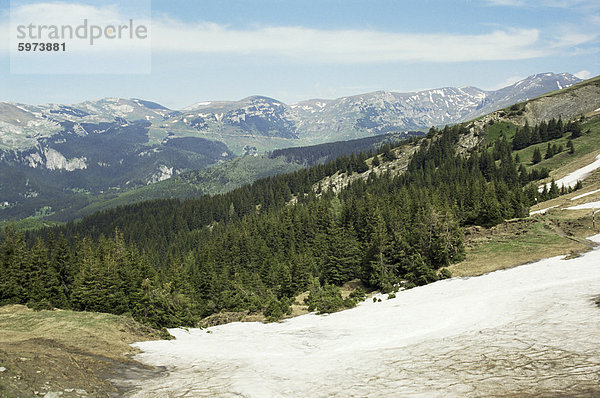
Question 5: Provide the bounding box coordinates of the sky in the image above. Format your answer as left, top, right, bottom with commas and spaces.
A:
0, 0, 598, 109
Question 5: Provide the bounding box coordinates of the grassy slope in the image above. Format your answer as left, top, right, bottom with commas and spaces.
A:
449, 214, 597, 277
56, 132, 417, 223
481, 120, 519, 142
76, 156, 302, 214
0, 305, 166, 397
451, 114, 600, 277
510, 118, 600, 177
5, 156, 302, 227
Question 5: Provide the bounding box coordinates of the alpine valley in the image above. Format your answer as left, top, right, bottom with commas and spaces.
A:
1, 73, 600, 397
0, 72, 582, 222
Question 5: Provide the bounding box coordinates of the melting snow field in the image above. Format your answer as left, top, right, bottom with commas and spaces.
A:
567, 200, 600, 211
543, 154, 600, 190
571, 188, 600, 201
529, 205, 559, 215
123, 236, 600, 397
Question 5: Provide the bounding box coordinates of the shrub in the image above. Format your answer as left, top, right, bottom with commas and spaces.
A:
348, 287, 366, 302
306, 284, 351, 314
27, 300, 53, 311
264, 296, 292, 322
438, 268, 452, 279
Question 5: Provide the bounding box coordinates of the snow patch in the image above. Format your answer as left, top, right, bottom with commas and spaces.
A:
129, 241, 600, 397
542, 154, 600, 190
107, 103, 134, 116
566, 200, 600, 211
530, 205, 559, 215
571, 188, 600, 201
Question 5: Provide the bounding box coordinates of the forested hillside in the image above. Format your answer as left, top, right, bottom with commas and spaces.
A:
2, 109, 588, 328
1, 74, 588, 224
269, 131, 422, 166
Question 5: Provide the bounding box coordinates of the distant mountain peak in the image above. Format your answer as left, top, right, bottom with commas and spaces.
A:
0, 71, 588, 155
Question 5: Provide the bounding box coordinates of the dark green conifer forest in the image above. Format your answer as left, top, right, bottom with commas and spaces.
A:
0, 122, 578, 327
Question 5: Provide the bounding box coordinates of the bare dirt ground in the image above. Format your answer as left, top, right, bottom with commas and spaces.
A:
0, 305, 166, 397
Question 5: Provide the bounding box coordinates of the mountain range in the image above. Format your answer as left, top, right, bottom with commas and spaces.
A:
0, 72, 585, 222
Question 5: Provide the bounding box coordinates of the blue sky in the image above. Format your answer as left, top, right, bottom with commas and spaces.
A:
1, 0, 598, 108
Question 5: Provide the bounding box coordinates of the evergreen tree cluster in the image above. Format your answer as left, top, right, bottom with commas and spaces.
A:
0, 122, 573, 328
544, 142, 563, 160
269, 133, 418, 166
512, 118, 581, 150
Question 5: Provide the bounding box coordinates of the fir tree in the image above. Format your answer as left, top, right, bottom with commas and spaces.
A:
532, 147, 542, 164
0, 225, 29, 304
371, 155, 380, 167
567, 139, 575, 154
544, 143, 553, 159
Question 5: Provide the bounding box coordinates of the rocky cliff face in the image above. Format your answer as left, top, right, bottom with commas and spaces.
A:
0, 73, 583, 160
467, 76, 600, 133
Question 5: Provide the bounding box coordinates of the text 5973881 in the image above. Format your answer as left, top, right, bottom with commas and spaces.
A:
17, 43, 66, 51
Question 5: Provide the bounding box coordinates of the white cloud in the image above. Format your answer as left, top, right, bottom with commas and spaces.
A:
146, 16, 600, 64
1, 1, 597, 66
0, 5, 8, 52
486, 75, 527, 90
5, 2, 151, 53
548, 24, 598, 49
150, 20, 549, 63
11, 2, 123, 25
575, 70, 591, 79
5, 2, 151, 73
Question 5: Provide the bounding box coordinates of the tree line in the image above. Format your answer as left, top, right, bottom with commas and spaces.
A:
0, 120, 578, 327
512, 118, 581, 151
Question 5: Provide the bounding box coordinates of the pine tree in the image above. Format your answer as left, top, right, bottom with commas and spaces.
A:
568, 121, 582, 139
290, 254, 313, 293
0, 225, 29, 304
30, 238, 69, 309
71, 239, 101, 312
416, 207, 465, 268
532, 147, 542, 164
549, 179, 560, 198
361, 207, 393, 288
477, 183, 504, 227
567, 139, 575, 154
50, 234, 75, 306
512, 127, 530, 150
323, 221, 360, 285
381, 144, 396, 161
403, 253, 437, 286
544, 143, 553, 159
371, 155, 380, 167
